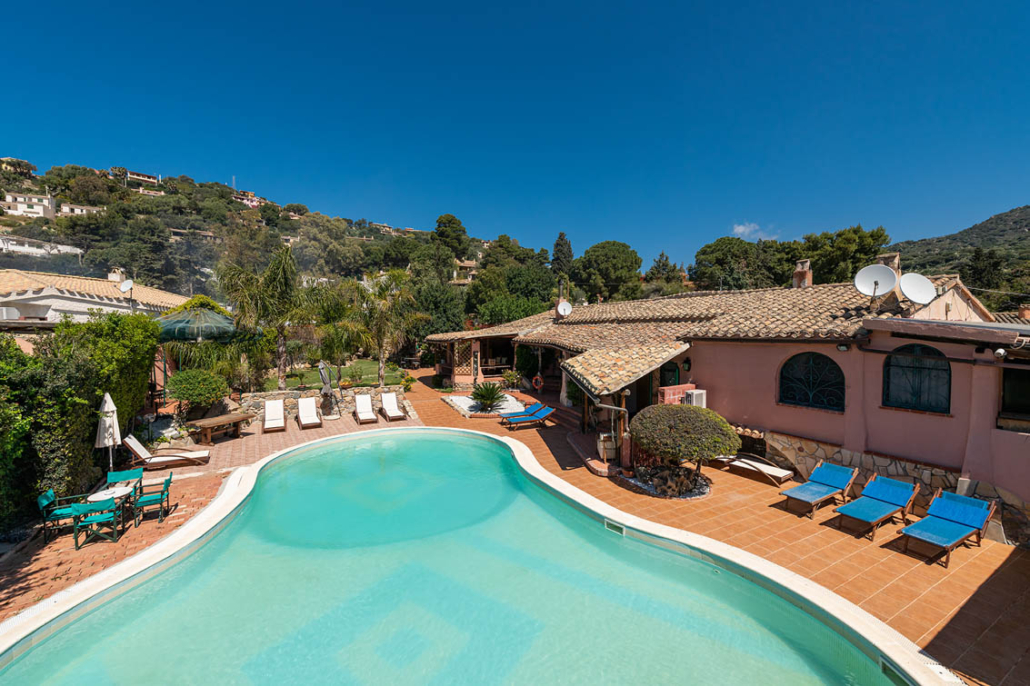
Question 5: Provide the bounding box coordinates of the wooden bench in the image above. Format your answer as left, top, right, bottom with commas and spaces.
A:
186, 412, 255, 446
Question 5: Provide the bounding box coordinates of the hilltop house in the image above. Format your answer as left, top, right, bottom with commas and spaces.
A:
0, 268, 187, 322
127, 170, 159, 185
58, 203, 105, 216
0, 234, 83, 258
427, 254, 1030, 535
2, 191, 56, 219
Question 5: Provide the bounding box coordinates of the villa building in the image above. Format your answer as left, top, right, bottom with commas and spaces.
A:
449, 258, 479, 286
135, 187, 166, 197
127, 170, 159, 185
0, 268, 187, 322
427, 254, 1030, 536
2, 191, 56, 219
0, 234, 83, 257
58, 203, 105, 216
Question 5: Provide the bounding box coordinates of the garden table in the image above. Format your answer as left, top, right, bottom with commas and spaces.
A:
88, 486, 134, 503
186, 412, 255, 446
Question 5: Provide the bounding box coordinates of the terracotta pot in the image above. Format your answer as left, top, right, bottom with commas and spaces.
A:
622, 468, 634, 478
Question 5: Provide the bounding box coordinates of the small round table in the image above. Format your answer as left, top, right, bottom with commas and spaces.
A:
88, 486, 133, 503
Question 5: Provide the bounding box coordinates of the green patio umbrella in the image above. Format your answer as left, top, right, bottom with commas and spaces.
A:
155, 308, 240, 343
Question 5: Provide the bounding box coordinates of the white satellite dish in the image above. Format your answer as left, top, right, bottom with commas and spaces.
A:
557, 300, 573, 317
119, 279, 134, 293
899, 272, 936, 305
853, 264, 898, 298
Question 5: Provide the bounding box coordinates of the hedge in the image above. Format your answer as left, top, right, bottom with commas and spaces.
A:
0, 312, 159, 529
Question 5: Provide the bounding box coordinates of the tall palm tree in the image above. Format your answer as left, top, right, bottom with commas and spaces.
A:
351, 270, 425, 387
217, 246, 315, 390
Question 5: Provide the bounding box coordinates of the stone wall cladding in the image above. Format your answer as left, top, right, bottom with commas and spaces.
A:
765, 431, 1029, 546
241, 386, 418, 422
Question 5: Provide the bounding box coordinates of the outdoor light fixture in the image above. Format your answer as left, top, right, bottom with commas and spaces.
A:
836, 344, 850, 352
682, 358, 692, 372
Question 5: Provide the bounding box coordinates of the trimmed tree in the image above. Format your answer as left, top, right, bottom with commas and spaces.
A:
629, 404, 741, 496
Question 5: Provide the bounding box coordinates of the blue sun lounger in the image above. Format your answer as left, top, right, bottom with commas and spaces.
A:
833, 474, 917, 541
780, 461, 857, 519
498, 403, 544, 421
897, 489, 996, 568
504, 406, 554, 430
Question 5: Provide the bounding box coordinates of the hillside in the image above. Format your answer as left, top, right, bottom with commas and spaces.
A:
891, 205, 1030, 273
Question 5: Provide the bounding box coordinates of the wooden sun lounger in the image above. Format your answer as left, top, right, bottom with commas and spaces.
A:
297, 397, 322, 429
833, 473, 917, 541
123, 435, 210, 470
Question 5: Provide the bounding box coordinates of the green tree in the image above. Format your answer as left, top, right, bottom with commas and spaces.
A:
218, 245, 316, 390
552, 232, 573, 279
431, 213, 470, 258
409, 241, 456, 284
572, 241, 642, 302
644, 251, 681, 282
69, 174, 112, 206
409, 281, 466, 340
350, 270, 425, 387
505, 264, 555, 303
961, 247, 1005, 291
464, 267, 508, 314
259, 202, 281, 228
283, 203, 309, 216
689, 236, 757, 290
478, 294, 547, 324
800, 224, 890, 284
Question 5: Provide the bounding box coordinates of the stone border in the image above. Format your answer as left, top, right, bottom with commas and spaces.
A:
440, 393, 522, 419
0, 428, 953, 684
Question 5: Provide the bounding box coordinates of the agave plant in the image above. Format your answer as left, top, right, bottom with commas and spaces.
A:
470, 382, 505, 413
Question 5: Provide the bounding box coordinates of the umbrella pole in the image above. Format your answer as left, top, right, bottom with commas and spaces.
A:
108, 445, 113, 472
162, 346, 167, 406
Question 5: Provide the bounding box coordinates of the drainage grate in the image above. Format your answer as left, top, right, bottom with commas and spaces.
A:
604, 519, 625, 536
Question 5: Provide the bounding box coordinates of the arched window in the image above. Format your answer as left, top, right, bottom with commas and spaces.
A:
779, 352, 846, 411
883, 344, 950, 414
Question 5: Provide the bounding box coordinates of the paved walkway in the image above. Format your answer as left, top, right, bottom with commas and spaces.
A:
1, 368, 1026, 685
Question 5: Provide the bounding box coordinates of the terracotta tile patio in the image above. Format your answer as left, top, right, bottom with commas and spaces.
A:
1, 368, 1027, 685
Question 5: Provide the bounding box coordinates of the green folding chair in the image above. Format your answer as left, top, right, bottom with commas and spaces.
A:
37, 489, 87, 544
107, 468, 144, 525
71, 498, 122, 549
134, 472, 173, 525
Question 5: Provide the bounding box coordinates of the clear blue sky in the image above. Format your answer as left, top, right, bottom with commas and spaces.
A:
4, 1, 1028, 267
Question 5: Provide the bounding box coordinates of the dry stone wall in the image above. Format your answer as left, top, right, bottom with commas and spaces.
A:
240, 386, 418, 422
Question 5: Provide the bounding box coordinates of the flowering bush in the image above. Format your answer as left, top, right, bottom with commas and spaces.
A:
167, 369, 229, 424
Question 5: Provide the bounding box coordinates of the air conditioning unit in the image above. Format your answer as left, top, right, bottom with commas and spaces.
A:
680, 390, 706, 408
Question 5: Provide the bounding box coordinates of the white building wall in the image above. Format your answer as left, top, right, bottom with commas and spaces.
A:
0, 293, 164, 322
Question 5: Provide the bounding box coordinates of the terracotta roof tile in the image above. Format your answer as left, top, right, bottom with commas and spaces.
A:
0, 269, 188, 310
994, 311, 1030, 326
562, 342, 689, 397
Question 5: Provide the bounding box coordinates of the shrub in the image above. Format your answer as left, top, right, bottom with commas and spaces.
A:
629, 404, 741, 492
471, 382, 505, 413
167, 369, 229, 424
501, 369, 521, 389
565, 378, 584, 406
515, 346, 539, 378
347, 366, 363, 384
0, 385, 30, 526
163, 294, 230, 317
402, 374, 416, 392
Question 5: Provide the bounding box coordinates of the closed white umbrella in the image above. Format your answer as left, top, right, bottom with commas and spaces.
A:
95, 393, 121, 472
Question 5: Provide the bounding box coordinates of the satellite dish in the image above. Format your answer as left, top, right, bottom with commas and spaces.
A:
557, 300, 573, 317
119, 279, 134, 293
900, 273, 936, 305
853, 265, 897, 298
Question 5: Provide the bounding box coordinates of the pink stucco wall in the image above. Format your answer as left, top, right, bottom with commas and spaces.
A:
682, 334, 1030, 503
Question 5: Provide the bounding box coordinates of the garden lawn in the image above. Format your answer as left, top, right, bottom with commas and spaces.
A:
262, 359, 405, 391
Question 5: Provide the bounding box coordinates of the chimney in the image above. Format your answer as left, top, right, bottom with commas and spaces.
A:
107, 267, 125, 282
792, 259, 813, 288
876, 252, 901, 276
1019, 304, 1030, 320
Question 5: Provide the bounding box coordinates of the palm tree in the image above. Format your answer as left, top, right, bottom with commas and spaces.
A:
217, 246, 315, 390
351, 270, 425, 387
312, 281, 361, 381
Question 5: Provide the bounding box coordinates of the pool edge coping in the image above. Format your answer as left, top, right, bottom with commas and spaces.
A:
0, 427, 953, 685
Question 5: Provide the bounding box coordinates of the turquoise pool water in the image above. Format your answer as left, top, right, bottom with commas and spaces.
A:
1, 430, 894, 684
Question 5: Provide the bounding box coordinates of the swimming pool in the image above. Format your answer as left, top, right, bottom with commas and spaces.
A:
0, 430, 919, 684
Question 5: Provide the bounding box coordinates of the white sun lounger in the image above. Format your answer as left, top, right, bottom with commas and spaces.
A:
297, 397, 322, 429
380, 392, 405, 421
712, 454, 794, 485
123, 435, 210, 470
263, 399, 286, 433
354, 394, 377, 424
